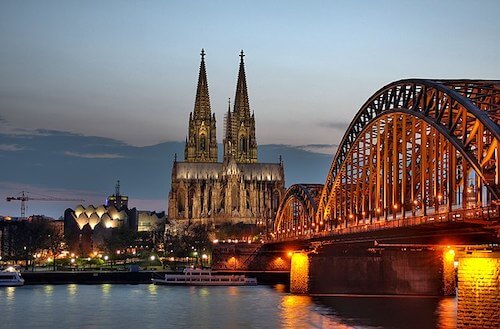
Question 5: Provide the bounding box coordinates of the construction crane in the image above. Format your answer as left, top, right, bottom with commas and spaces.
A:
6, 191, 85, 219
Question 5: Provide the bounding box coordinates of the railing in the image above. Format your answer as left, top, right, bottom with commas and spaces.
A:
273, 205, 499, 242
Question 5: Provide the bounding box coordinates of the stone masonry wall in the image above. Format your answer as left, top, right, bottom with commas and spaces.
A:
457, 251, 499, 329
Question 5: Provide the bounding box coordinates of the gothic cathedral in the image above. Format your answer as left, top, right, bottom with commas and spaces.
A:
168, 50, 285, 229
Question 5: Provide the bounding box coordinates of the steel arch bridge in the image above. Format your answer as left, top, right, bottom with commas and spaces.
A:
275, 79, 500, 240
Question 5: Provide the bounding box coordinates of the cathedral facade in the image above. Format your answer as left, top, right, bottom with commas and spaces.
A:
168, 50, 285, 228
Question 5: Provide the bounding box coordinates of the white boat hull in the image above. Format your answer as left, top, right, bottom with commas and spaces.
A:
0, 280, 25, 287
0, 268, 25, 287
152, 278, 257, 286
152, 269, 257, 286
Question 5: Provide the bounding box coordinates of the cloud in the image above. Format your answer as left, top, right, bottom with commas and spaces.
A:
319, 121, 349, 130
295, 144, 338, 154
64, 151, 125, 159
0, 144, 24, 151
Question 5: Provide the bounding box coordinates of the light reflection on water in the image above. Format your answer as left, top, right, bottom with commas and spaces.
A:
0, 284, 456, 329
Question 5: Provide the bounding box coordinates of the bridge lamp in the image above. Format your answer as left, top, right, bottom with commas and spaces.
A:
393, 204, 398, 210
376, 208, 382, 214
349, 214, 354, 220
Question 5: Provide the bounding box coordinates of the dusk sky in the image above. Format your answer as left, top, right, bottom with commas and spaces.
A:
1, 1, 500, 218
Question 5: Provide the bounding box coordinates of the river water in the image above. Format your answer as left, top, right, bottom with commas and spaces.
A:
0, 284, 456, 329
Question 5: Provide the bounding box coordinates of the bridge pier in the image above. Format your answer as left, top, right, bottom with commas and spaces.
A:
291, 244, 456, 296
290, 252, 309, 294
457, 251, 499, 329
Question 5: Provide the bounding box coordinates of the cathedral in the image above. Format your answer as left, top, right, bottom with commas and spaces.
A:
168, 50, 285, 229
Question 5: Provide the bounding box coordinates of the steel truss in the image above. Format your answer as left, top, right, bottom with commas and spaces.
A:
275, 79, 499, 239
274, 184, 323, 239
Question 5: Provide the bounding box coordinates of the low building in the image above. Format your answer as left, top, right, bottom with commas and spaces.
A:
64, 182, 166, 254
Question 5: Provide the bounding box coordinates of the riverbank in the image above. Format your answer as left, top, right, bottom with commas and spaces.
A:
20, 270, 290, 285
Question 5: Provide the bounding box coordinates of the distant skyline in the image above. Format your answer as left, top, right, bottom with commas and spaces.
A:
1, 1, 499, 217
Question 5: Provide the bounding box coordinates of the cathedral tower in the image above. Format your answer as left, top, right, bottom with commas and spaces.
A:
185, 49, 218, 162
223, 50, 258, 163
169, 50, 284, 232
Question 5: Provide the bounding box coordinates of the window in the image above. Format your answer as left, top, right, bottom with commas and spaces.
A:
200, 134, 207, 151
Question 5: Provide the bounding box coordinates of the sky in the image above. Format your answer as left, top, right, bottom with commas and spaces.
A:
1, 0, 499, 218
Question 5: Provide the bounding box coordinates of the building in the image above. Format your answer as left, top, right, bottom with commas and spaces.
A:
168, 50, 285, 230
137, 210, 165, 232
64, 182, 165, 253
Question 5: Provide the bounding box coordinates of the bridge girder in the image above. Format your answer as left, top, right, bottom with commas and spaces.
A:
275, 79, 500, 239
317, 79, 500, 227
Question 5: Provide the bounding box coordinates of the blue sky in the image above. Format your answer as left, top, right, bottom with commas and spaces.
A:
1, 1, 499, 217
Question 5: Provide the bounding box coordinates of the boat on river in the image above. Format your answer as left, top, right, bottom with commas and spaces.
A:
0, 267, 25, 286
152, 268, 257, 286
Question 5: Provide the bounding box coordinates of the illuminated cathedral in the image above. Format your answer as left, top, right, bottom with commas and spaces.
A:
168, 50, 285, 229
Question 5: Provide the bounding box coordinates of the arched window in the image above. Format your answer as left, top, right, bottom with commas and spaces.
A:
200, 134, 207, 151
231, 185, 239, 210
273, 191, 280, 212
177, 192, 185, 213
239, 136, 247, 153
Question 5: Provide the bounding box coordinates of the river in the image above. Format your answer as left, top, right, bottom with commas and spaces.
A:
0, 284, 456, 328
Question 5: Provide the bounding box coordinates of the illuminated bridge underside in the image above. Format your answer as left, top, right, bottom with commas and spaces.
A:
276, 79, 500, 240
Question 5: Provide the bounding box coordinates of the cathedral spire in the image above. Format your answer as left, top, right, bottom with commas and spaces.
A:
223, 50, 257, 163
233, 50, 250, 118
185, 49, 218, 163
193, 48, 211, 118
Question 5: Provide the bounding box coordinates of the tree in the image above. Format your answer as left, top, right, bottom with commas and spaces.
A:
103, 225, 137, 255
9, 218, 63, 269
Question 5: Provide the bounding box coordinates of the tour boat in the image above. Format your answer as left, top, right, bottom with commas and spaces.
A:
152, 268, 257, 286
0, 267, 25, 286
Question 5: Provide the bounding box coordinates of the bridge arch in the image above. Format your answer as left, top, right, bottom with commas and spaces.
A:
317, 79, 500, 230
274, 184, 323, 239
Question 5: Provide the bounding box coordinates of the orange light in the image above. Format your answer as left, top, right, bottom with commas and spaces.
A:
287, 251, 293, 258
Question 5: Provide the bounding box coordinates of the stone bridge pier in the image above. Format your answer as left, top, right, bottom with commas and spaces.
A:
291, 244, 455, 295
290, 245, 499, 329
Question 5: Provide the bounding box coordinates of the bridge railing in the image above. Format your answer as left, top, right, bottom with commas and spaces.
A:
273, 205, 499, 242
